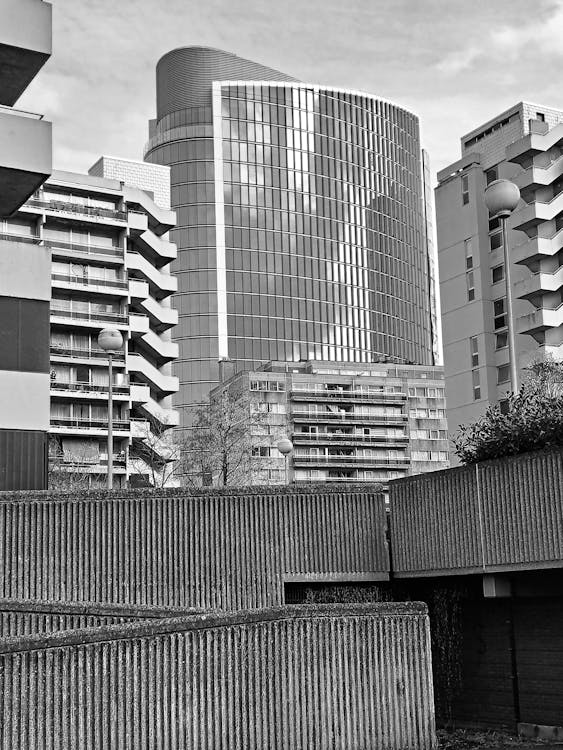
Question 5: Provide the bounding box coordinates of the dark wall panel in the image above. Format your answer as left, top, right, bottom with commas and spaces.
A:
0, 429, 47, 490
0, 297, 49, 373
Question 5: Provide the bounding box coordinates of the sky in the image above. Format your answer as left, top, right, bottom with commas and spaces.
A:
19, 0, 563, 181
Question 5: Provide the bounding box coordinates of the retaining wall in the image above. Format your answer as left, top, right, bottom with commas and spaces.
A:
0, 484, 387, 609
0, 603, 436, 750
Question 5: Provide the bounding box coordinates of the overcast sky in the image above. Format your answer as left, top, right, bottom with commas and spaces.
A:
19, 0, 563, 181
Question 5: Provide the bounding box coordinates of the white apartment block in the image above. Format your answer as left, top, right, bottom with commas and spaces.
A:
436, 102, 563, 455
12, 160, 180, 487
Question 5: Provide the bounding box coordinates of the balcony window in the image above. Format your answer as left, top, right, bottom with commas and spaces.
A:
466, 271, 475, 302
472, 369, 481, 400
497, 365, 510, 384
494, 298, 506, 330
464, 238, 473, 270
490, 232, 503, 251
496, 332, 508, 349
461, 174, 470, 205
469, 336, 479, 367
492, 265, 505, 284
485, 167, 498, 186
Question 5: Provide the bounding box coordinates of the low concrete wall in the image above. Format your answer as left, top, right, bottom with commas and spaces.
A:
390, 448, 563, 576
0, 484, 387, 610
0, 603, 436, 750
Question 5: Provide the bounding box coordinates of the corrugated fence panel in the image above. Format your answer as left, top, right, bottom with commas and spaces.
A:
390, 448, 563, 576
0, 485, 387, 609
390, 465, 482, 576
479, 450, 563, 569
0, 603, 436, 750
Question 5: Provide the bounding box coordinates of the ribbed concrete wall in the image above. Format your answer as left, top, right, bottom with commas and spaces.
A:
0, 599, 204, 638
156, 46, 297, 118
390, 448, 563, 576
0, 485, 388, 609
0, 603, 436, 750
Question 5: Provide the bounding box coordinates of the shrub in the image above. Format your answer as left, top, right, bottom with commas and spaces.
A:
454, 358, 563, 464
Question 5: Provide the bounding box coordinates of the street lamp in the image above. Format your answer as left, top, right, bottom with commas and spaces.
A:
277, 436, 293, 485
484, 179, 521, 394
98, 328, 124, 489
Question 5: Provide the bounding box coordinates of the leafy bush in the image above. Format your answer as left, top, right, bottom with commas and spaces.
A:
454, 359, 563, 464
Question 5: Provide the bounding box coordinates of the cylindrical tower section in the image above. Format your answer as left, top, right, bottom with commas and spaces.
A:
145, 47, 435, 431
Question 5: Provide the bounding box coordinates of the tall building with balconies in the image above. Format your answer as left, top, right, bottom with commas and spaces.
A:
210, 360, 448, 490
436, 102, 563, 455
15, 159, 179, 488
0, 0, 52, 489
144, 47, 438, 435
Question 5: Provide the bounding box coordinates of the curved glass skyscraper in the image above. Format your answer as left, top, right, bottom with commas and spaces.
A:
145, 47, 436, 429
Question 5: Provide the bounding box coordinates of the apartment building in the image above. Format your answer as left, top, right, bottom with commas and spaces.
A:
436, 102, 563, 451
0, 0, 52, 489
14, 159, 179, 487
145, 47, 438, 435
210, 360, 448, 489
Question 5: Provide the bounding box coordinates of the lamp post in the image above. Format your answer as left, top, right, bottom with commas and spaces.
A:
98, 328, 124, 489
484, 179, 521, 394
276, 436, 293, 485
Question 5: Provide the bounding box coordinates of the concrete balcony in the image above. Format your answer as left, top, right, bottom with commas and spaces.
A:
131, 230, 177, 268
126, 251, 177, 300
138, 328, 179, 365
292, 455, 410, 468
50, 344, 126, 365
0, 0, 52, 106
517, 306, 563, 339
292, 410, 408, 426
49, 417, 130, 436
130, 383, 151, 405
506, 122, 563, 166
51, 272, 129, 297
512, 230, 563, 266
28, 194, 126, 225
138, 295, 178, 332
128, 278, 150, 301
127, 210, 148, 236
45, 238, 124, 264
50, 380, 129, 401
129, 313, 150, 337
136, 396, 179, 429
50, 306, 128, 330
0, 107, 51, 216
124, 186, 175, 235
291, 389, 406, 405
515, 267, 563, 302
513, 155, 563, 191
128, 353, 179, 396
511, 192, 563, 232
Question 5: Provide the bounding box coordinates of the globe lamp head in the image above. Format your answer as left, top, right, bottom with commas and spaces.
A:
484, 179, 520, 218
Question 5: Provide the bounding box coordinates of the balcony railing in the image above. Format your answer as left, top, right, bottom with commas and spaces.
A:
293, 455, 410, 466
291, 389, 406, 402
50, 381, 129, 395
292, 410, 407, 423
0, 231, 41, 244
51, 272, 128, 290
292, 432, 409, 444
28, 197, 127, 221
44, 238, 123, 258
50, 417, 130, 431
50, 307, 128, 325
50, 345, 126, 361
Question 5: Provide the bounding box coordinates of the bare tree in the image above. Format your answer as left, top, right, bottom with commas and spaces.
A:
129, 418, 183, 488
183, 386, 267, 487
48, 437, 105, 491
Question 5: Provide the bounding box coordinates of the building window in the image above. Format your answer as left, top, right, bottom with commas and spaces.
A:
461, 174, 469, 205
492, 265, 505, 284
485, 167, 498, 185
464, 238, 473, 270
536, 112, 545, 122
497, 365, 510, 384
470, 336, 479, 367
494, 298, 506, 329
466, 270, 475, 301
490, 231, 503, 251
472, 369, 481, 400
496, 331, 508, 349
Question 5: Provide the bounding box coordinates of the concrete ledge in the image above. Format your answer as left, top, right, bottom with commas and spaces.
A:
518, 723, 563, 742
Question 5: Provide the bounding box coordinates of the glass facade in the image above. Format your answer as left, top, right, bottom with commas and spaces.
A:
146, 55, 435, 430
